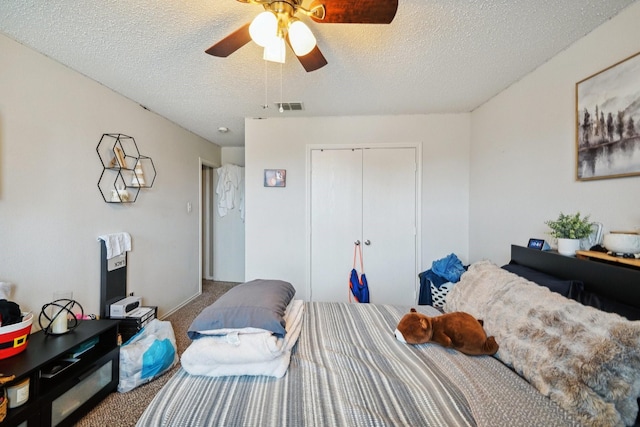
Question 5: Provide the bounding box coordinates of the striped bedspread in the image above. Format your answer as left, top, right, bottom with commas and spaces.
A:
137, 302, 578, 427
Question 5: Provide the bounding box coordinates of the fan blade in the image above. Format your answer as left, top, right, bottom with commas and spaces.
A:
286, 37, 328, 72
205, 23, 252, 57
297, 46, 328, 72
309, 0, 398, 24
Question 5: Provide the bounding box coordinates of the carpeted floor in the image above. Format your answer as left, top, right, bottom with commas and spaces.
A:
74, 280, 239, 427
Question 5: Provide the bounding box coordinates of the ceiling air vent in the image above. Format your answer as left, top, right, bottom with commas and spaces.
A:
274, 102, 304, 111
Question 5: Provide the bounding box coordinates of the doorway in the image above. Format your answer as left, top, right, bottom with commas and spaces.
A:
201, 163, 216, 281
201, 162, 246, 283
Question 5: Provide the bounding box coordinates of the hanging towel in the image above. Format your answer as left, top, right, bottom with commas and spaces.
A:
98, 232, 132, 259
239, 171, 245, 221
216, 164, 244, 218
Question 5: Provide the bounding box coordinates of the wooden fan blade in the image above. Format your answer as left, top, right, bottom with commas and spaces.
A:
205, 22, 252, 57
287, 38, 328, 72
297, 46, 328, 72
309, 0, 398, 24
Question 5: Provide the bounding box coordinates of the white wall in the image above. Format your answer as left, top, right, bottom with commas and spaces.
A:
0, 34, 221, 322
469, 2, 640, 265
222, 147, 245, 166
245, 115, 470, 299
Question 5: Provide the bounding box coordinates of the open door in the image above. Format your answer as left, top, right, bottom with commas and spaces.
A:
202, 164, 215, 280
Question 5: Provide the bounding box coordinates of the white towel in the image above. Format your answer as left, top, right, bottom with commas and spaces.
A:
215, 164, 244, 218
98, 232, 132, 259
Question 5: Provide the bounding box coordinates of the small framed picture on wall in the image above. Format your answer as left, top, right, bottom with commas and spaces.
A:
264, 169, 286, 187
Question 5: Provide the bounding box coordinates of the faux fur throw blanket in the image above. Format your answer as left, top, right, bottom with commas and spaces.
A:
445, 261, 640, 427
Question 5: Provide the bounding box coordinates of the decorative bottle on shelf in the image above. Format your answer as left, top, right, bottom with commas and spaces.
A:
131, 162, 145, 187
110, 185, 130, 202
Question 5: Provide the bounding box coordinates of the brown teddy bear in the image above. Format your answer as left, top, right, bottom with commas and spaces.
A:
394, 308, 499, 356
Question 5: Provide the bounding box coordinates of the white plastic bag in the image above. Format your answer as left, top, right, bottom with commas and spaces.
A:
118, 319, 178, 393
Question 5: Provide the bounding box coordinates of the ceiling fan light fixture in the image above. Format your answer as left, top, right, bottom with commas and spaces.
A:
288, 19, 316, 56
249, 11, 278, 47
263, 36, 286, 63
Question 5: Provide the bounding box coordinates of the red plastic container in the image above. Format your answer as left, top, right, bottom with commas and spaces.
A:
0, 313, 33, 360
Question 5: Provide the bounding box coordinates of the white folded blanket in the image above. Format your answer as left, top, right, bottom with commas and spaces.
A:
181, 299, 304, 378
181, 349, 294, 378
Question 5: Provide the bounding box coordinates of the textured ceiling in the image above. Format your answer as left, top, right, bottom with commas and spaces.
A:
0, 0, 636, 147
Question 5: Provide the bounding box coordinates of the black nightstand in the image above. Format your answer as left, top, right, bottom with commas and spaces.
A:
0, 320, 119, 427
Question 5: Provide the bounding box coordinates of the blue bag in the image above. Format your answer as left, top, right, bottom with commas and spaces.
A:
349, 244, 370, 303
118, 319, 178, 392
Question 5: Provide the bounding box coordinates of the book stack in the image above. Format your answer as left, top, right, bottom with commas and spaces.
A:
119, 306, 157, 343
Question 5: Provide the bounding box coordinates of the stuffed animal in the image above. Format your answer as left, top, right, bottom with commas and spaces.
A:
394, 308, 499, 356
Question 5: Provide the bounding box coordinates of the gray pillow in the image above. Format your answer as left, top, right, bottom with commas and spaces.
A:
187, 279, 295, 339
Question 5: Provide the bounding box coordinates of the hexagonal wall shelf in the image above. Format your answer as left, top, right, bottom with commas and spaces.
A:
96, 133, 156, 203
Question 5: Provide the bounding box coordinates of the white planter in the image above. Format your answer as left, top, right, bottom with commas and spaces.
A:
557, 238, 581, 256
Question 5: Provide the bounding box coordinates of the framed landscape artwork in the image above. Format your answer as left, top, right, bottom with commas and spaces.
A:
576, 51, 640, 181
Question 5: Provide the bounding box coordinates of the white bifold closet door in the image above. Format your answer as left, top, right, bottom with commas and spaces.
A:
310, 147, 417, 305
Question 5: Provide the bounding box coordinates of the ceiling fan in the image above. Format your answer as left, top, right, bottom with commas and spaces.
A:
205, 0, 398, 72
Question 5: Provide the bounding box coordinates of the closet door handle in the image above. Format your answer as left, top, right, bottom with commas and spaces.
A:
354, 240, 361, 246
364, 240, 371, 246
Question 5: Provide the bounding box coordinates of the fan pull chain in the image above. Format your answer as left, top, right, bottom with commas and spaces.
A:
262, 60, 268, 109
279, 63, 284, 113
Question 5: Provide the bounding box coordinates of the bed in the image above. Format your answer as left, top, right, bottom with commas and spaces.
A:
137, 245, 640, 427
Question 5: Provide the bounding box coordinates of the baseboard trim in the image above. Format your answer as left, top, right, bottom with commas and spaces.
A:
159, 291, 202, 320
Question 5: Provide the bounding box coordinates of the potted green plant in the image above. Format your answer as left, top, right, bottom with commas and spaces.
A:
545, 212, 593, 256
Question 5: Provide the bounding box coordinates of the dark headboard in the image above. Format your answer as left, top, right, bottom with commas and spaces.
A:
510, 245, 640, 320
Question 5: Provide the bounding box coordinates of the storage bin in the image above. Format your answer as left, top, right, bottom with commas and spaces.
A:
0, 313, 33, 360
430, 283, 454, 309
7, 377, 29, 408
